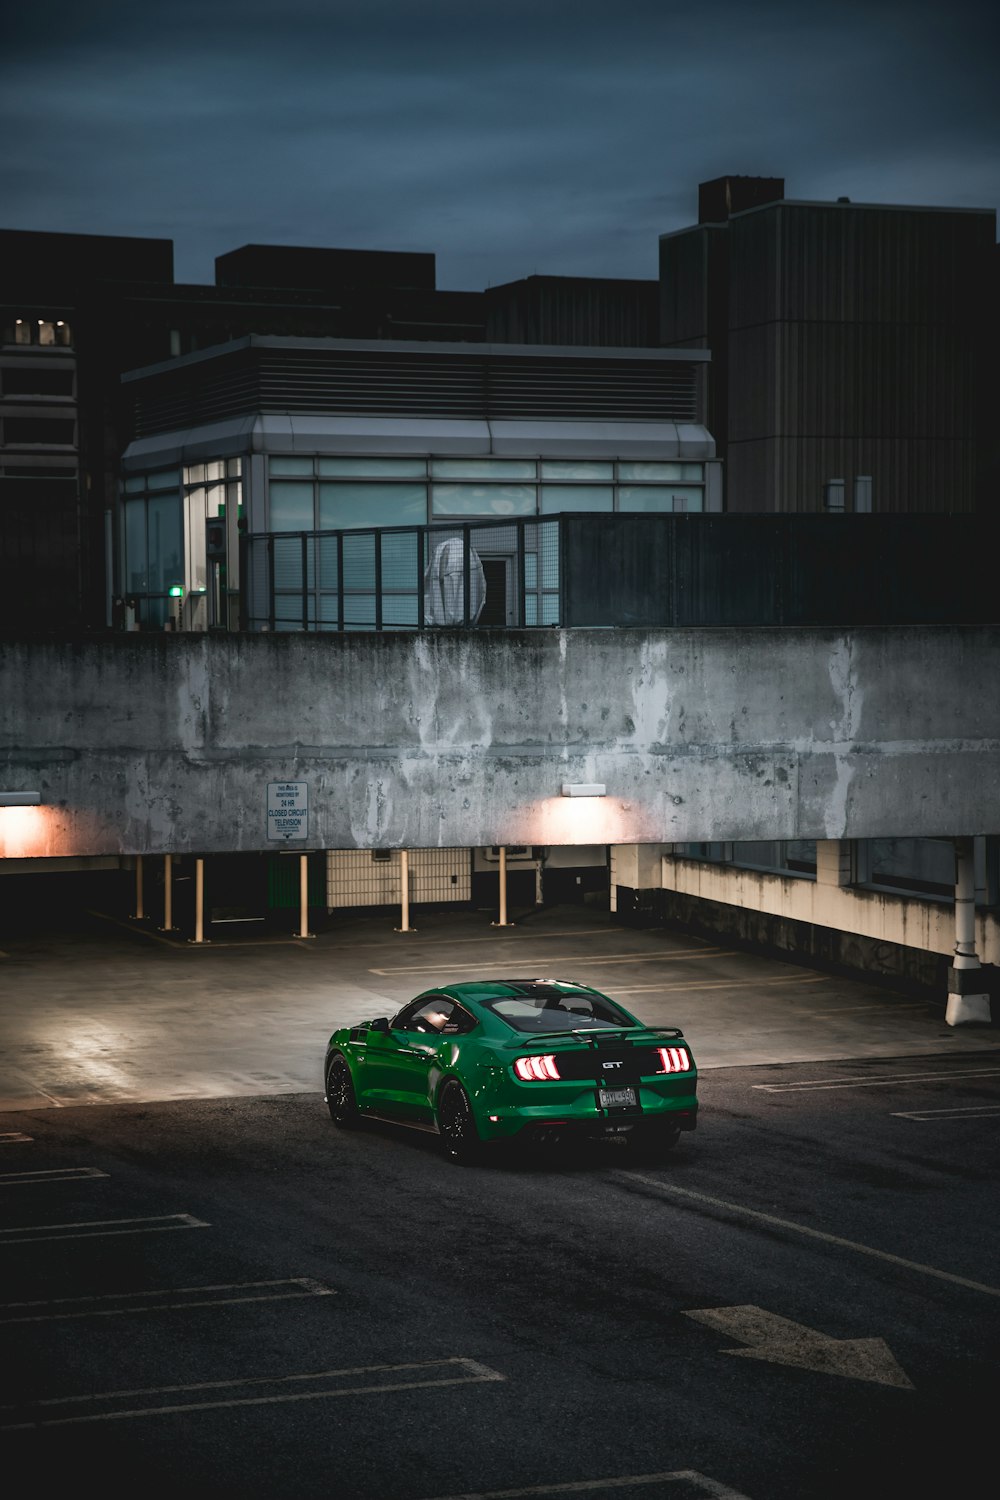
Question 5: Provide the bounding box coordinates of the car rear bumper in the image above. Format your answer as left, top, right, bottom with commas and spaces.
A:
477, 1091, 698, 1145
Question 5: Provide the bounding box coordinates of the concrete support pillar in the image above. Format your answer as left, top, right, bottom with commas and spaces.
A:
395, 848, 415, 932
133, 854, 144, 921
492, 845, 515, 927
159, 853, 175, 932
298, 852, 313, 939
189, 857, 209, 945
946, 837, 991, 1026
816, 840, 853, 887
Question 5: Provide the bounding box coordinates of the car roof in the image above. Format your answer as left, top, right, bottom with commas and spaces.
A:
435, 979, 603, 1004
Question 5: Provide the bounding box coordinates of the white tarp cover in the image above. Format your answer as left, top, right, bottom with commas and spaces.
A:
423, 537, 487, 625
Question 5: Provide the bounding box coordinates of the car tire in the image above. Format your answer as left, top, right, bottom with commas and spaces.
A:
437, 1080, 481, 1165
631, 1123, 681, 1161
326, 1055, 359, 1128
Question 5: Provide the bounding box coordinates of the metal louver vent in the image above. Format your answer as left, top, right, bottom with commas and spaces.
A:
129, 342, 700, 436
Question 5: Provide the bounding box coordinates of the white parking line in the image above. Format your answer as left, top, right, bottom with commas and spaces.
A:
0, 1212, 209, 1245
421, 1469, 752, 1499
804, 1002, 928, 1015
752, 1066, 1000, 1093
892, 1104, 1000, 1121
0, 1133, 33, 1144
0, 1167, 108, 1185
626, 975, 831, 995
617, 1172, 1000, 1298
369, 949, 731, 976
0, 1356, 504, 1429
0, 1277, 334, 1323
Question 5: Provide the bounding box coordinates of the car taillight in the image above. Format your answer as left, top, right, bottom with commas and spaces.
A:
654, 1046, 691, 1074
514, 1054, 561, 1081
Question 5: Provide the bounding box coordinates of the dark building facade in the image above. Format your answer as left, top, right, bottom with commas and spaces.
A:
2, 232, 667, 635
659, 176, 997, 514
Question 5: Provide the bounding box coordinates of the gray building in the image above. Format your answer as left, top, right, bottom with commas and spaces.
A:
659, 176, 996, 514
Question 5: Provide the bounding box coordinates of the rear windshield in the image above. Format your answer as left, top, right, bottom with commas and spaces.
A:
481, 989, 636, 1035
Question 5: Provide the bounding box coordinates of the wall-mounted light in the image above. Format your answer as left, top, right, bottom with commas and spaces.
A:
0, 792, 41, 806
561, 783, 606, 798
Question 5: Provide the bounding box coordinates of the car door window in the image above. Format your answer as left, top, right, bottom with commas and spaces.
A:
440, 1005, 477, 1036
394, 996, 455, 1034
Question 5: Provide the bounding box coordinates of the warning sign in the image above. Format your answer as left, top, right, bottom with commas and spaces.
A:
267, 781, 308, 841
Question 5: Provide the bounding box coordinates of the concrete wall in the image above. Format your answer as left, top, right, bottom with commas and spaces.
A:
660, 846, 1000, 968
2, 626, 998, 859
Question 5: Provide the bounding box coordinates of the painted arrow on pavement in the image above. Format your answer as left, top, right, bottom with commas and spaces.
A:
683, 1305, 914, 1389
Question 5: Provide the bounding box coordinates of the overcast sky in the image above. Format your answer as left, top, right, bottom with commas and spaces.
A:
2, 0, 997, 289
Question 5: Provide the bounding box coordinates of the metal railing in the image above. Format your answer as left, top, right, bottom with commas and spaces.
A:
240, 518, 561, 632
238, 512, 999, 634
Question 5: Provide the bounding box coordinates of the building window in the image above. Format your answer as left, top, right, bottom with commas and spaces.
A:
855, 838, 956, 900
265, 455, 707, 529
320, 483, 425, 529
9, 317, 72, 347
430, 458, 536, 481
431, 484, 536, 517
1, 367, 74, 397
119, 469, 183, 628
2, 416, 76, 446
319, 457, 426, 478
182, 460, 243, 626
676, 841, 816, 878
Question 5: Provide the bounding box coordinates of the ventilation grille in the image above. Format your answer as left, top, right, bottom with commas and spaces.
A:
129, 346, 700, 435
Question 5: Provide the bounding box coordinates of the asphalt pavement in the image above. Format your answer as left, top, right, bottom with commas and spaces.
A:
0, 895, 997, 1113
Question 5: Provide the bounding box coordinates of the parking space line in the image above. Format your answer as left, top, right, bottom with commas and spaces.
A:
0, 1212, 209, 1245
0, 1355, 505, 1429
0, 1277, 334, 1323
0, 1167, 108, 1185
369, 949, 729, 976
622, 975, 831, 995
617, 1173, 1000, 1298
753, 1066, 1000, 1093
420, 1469, 752, 1499
892, 1104, 1000, 1121
0, 1133, 33, 1144
803, 1002, 928, 1015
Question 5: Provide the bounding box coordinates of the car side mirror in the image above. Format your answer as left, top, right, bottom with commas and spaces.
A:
366, 1017, 390, 1033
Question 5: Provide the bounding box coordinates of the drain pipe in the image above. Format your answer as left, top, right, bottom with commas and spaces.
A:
946, 837, 991, 1026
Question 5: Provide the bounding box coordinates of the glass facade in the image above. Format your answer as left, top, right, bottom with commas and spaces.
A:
265, 455, 706, 531
120, 452, 708, 632
120, 459, 241, 629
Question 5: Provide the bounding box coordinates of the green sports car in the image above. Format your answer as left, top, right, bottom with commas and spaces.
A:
324, 977, 697, 1164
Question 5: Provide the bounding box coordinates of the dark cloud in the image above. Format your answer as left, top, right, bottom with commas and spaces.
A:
1, 0, 996, 288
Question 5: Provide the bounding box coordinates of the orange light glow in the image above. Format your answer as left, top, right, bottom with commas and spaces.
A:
532, 794, 626, 846
0, 806, 52, 858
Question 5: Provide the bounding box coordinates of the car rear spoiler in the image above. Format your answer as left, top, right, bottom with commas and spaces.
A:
501, 1025, 685, 1047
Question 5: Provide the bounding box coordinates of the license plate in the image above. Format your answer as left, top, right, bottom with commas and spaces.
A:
599, 1087, 636, 1109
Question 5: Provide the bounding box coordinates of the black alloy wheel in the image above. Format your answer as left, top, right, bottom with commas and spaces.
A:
326, 1056, 359, 1127
437, 1080, 481, 1164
